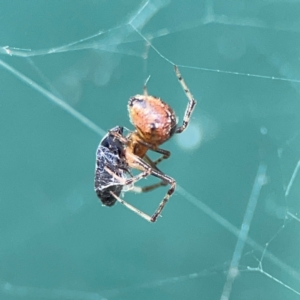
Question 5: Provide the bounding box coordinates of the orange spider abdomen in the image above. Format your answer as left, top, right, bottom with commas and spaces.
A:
128, 95, 177, 146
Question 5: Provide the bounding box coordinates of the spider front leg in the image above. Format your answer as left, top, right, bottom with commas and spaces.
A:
174, 65, 197, 134
107, 154, 167, 194
128, 153, 176, 222
104, 165, 151, 188
140, 154, 170, 206
149, 169, 176, 222
141, 154, 168, 190
137, 140, 171, 165
111, 152, 176, 223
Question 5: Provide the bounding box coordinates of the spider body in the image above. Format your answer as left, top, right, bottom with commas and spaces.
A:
128, 95, 177, 147
105, 65, 197, 222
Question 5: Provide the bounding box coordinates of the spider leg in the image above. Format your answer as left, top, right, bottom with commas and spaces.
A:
174, 65, 197, 134
110, 169, 175, 223
125, 152, 176, 222
110, 191, 153, 222
148, 171, 176, 222
124, 155, 167, 194
105, 159, 165, 194
138, 141, 171, 165
104, 166, 151, 187
151, 153, 169, 166
143, 154, 168, 185
131, 181, 167, 193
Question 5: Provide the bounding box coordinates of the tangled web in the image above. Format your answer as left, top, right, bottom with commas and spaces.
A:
1, 0, 300, 299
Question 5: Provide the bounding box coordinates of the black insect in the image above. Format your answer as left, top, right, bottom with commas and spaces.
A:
94, 126, 129, 206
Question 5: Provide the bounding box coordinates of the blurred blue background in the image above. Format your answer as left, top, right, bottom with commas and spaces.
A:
1, 1, 300, 299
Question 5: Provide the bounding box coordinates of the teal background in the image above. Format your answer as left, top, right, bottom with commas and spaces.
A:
1, 1, 300, 299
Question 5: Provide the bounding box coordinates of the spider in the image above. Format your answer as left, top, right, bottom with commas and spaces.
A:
106, 65, 197, 223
